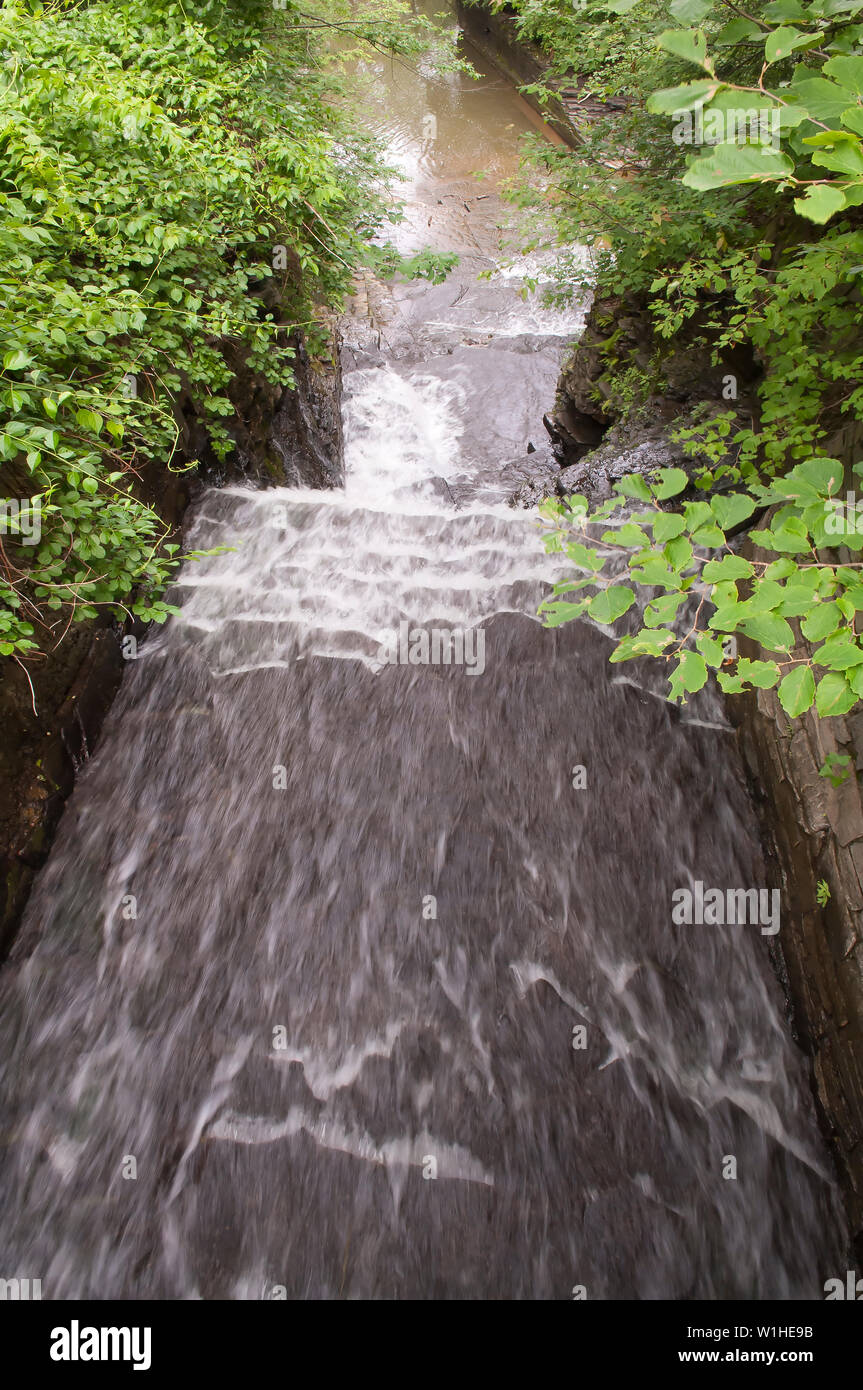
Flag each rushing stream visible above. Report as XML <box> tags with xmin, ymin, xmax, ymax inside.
<box><xmin>0</xmin><ymin>12</ymin><xmax>850</xmax><ymax>1298</ymax></box>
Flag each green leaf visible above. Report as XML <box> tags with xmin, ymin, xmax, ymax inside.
<box><xmin>800</xmin><ymin>601</ymin><xmax>843</xmax><ymax>641</ymax></box>
<box><xmin>588</xmin><ymin>586</ymin><xmax>637</xmax><ymax>624</ymax></box>
<box><xmin>702</xmin><ymin>554</ymin><xmax>754</xmax><ymax>581</ymax></box>
<box><xmin>668</xmin><ymin>650</ymin><xmax>709</xmax><ymax>702</ymax></box>
<box><xmin>614</xmin><ymin>474</ymin><xmax>652</xmax><ymax>501</ymax></box>
<box><xmin>778</xmin><ymin>664</ymin><xmax>816</xmax><ymax>715</ymax></box>
<box><xmin>717</xmin><ymin>670</ymin><xmax>746</xmax><ymax>693</ymax></box>
<box><xmin>760</xmin><ymin>517</ymin><xmax>811</xmax><ymax>552</ymax></box>
<box><xmin>669</xmin><ymin>0</ymin><xmax>713</xmax><ymax>22</ymax></box>
<box><xmin>695</xmin><ymin>631</ymin><xmax>727</xmax><ymax>666</ymax></box>
<box><xmin>645</xmin><ymin>592</ymin><xmax>687</xmax><ymax>624</ymax></box>
<box><xmin>657</xmin><ymin>28</ymin><xmax>711</xmax><ymax>71</ymax></box>
<box><xmin>737</xmin><ymin>657</ymin><xmax>781</xmax><ymax>688</ymax></box>
<box><xmin>630</xmin><ymin>555</ymin><xmax>685</xmax><ymax>589</ymax></box>
<box><xmin>841</xmin><ymin>105</ymin><xmax>863</xmax><ymax>137</ymax></box>
<box><xmin>805</xmin><ymin>133</ymin><xmax>863</xmax><ymax>177</ymax></box>
<box><xmin>566</xmin><ymin>542</ymin><xmax>606</xmax><ymax>572</ymax></box>
<box><xmin>601</xmin><ymin>522</ymin><xmax>650</xmax><ymax>548</ymax></box>
<box><xmin>682</xmin><ymin>143</ymin><xmax>794</xmax><ymax>191</ymax></box>
<box><xmin>749</xmin><ymin>580</ymin><xmax>786</xmax><ymax>613</ymax></box>
<box><xmin>764</xmin><ymin>558</ymin><xmax>798</xmax><ymax>580</ymax></box>
<box><xmin>823</xmin><ymin>55</ymin><xmax>863</xmax><ymax>95</ymax></box>
<box><xmin>684</xmin><ymin>500</ymin><xmax>713</xmax><ymax>530</ymax></box>
<box><xmin>3</xmin><ymin>350</ymin><xmax>32</xmax><ymax>371</ymax></box>
<box><xmin>816</xmin><ymin>670</ymin><xmax>859</xmax><ymax>715</ymax></box>
<box><xmin>791</xmin><ymin>76</ymin><xmax>858</xmax><ymax>123</ymax></box>
<box><xmin>610</xmin><ymin>629</ymin><xmax>675</xmax><ymax>660</ymax></box>
<box><xmin>839</xmin><ymin>583</ymin><xmax>863</xmax><ymax>611</ymax></box>
<box><xmin>665</xmin><ymin>535</ymin><xmax>694</xmax><ymax>569</ymax></box>
<box><xmin>690</xmin><ymin>523</ymin><xmax>726</xmax><ymax>547</ymax></box>
<box><xmin>652</xmin><ymin>512</ymin><xmax>687</xmax><ymax>541</ymax></box>
<box><xmin>564</xmin><ymin>495</ymin><xmax>589</xmax><ymax>521</ymax></box>
<box><xmin>780</xmin><ymin>583</ymin><xmax>823</xmax><ymax>617</ymax></box>
<box><xmin>650</xmin><ymin>466</ymin><xmax>688</xmax><ymax>499</ymax></box>
<box><xmin>818</xmin><ymin>751</ymin><xmax>854</xmax><ymax>785</ymax></box>
<box><xmin>647</xmin><ymin>80</ymin><xmax>722</xmax><ymax>114</ymax></box>
<box><xmin>710</xmin><ymin>492</ymin><xmax>756</xmax><ymax>531</ymax></box>
<box><xmin>541</xmin><ymin>600</ymin><xmax>589</xmax><ymax>626</ymax></box>
<box><xmin>765</xmin><ymin>26</ymin><xmax>819</xmax><ymax>64</ymax></box>
<box><xmin>75</xmin><ymin>409</ymin><xmax>104</xmax><ymax>435</ymax></box>
<box><xmin>764</xmin><ymin>0</ymin><xmax>808</xmax><ymax>18</ymax></box>
<box><xmin>813</xmin><ymin>632</ymin><xmax>863</xmax><ymax>668</ymax></box>
<box><xmin>716</xmin><ymin>17</ymin><xmax>763</xmax><ymax>44</ymax></box>
<box><xmin>786</xmin><ymin>457</ymin><xmax>843</xmax><ymax>498</ymax></box>
<box><xmin>552</xmin><ymin>578</ymin><xmax>595</xmax><ymax>596</ymax></box>
<box><xmin>739</xmin><ymin>612</ymin><xmax>796</xmax><ymax>652</ymax></box>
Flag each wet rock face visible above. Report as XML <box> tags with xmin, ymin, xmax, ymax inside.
<box><xmin>269</xmin><ymin>341</ymin><xmax>344</xmax><ymax>490</ymax></box>
<box><xmin>193</xmin><ymin>331</ymin><xmax>344</xmax><ymax>491</ymax></box>
<box><xmin>0</xmin><ymin>625</ymin><xmax>125</xmax><ymax>959</ymax></box>
<box><xmin>540</xmin><ymin>290</ymin><xmax>760</xmax><ymax>472</ymax></box>
<box><xmin>493</xmin><ymin>441</ymin><xmax>562</xmax><ymax>509</ymax></box>
<box><xmin>505</xmin><ymin>289</ymin><xmax>762</xmax><ymax>509</ymax></box>
<box><xmin>732</xmin><ymin>681</ymin><xmax>863</xmax><ymax>1257</ymax></box>
<box><xmin>0</xmin><ymin>326</ymin><xmax>344</xmax><ymax>959</ymax></box>
<box><xmin>508</xmin><ymin>427</ymin><xmax>692</xmax><ymax>510</ymax></box>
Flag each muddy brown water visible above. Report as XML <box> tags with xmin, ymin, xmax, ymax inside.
<box><xmin>0</xmin><ymin>9</ymin><xmax>849</xmax><ymax>1298</ymax></box>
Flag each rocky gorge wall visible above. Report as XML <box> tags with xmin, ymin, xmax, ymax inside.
<box><xmin>456</xmin><ymin>1</ymin><xmax>627</xmax><ymax>142</ymax></box>
<box><xmin>731</xmin><ymin>433</ymin><xmax>863</xmax><ymax>1256</ymax></box>
<box><xmin>0</xmin><ymin>326</ymin><xmax>343</xmax><ymax>959</ymax></box>
<box><xmin>456</xmin><ymin>1</ymin><xmax>576</xmax><ymax>143</ymax></box>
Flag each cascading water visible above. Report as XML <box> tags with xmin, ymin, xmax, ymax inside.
<box><xmin>0</xmin><ymin>14</ymin><xmax>849</xmax><ymax>1298</ymax></box>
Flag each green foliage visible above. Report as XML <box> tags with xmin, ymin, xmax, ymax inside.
<box><xmin>0</xmin><ymin>0</ymin><xmax>441</xmax><ymax>657</ymax></box>
<box><xmin>819</xmin><ymin>749</ymin><xmax>855</xmax><ymax>783</ymax></box>
<box><xmin>540</xmin><ymin>456</ymin><xmax>863</xmax><ymax>709</ymax></box>
<box><xmin>368</xmin><ymin>245</ymin><xmax>461</xmax><ymax>284</ymax></box>
<box><xmin>650</xmin><ymin>13</ymin><xmax>863</xmax><ymax>221</ymax></box>
<box><xmin>492</xmin><ymin>0</ymin><xmax>863</xmax><ymax>715</ymax></box>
